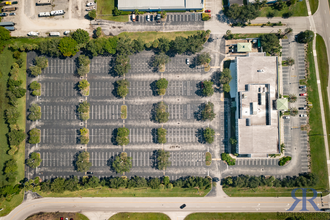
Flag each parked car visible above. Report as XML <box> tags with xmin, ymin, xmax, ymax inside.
<box><xmin>299</xmin><ymin>114</ymin><xmax>307</xmax><ymax>117</ymax></box>
<box><xmin>136</xmin><ymin>15</ymin><xmax>139</xmax><ymax>21</ymax></box>
<box><xmin>0</xmin><ymin>13</ymin><xmax>7</xmax><ymax>17</ymax></box>
<box><xmin>299</xmin><ymin>93</ymin><xmax>307</xmax><ymax>96</ymax></box>
<box><xmin>64</xmin><ymin>30</ymin><xmax>70</xmax><ymax>35</ymax></box>
<box><xmin>146</xmin><ymin>14</ymin><xmax>150</xmax><ymax>21</ymax></box>
<box><xmin>60</xmin><ymin>218</ymin><xmax>63</xmax><ymax>220</ymax></box>
<box><xmin>299</xmin><ymin>106</ymin><xmax>307</xmax><ymax>110</ymax></box>
<box><xmin>86</xmin><ymin>2</ymin><xmax>95</xmax><ymax>6</ymax></box>
<box><xmin>9</xmin><ymin>12</ymin><xmax>15</xmax><ymax>16</ymax></box>
<box><xmin>299</xmin><ymin>85</ymin><xmax>306</xmax><ymax>89</ymax></box>
<box><xmin>27</xmin><ymin>31</ymin><xmax>39</xmax><ymax>36</ymax></box>
<box><xmin>150</xmin><ymin>15</ymin><xmax>153</xmax><ymax>21</ymax></box>
<box><xmin>87</xmin><ymin>171</ymin><xmax>93</xmax><ymax>174</ymax></box>
<box><xmin>205</xmin><ymin>9</ymin><xmax>211</xmax><ymax>13</ymax></box>
<box><xmin>156</xmin><ymin>14</ymin><xmax>161</xmax><ymax>23</ymax></box>
<box><xmin>186</xmin><ymin>58</ymin><xmax>189</xmax><ymax>65</ymax></box>
<box><xmin>200</xmin><ymin>81</ymin><xmax>204</xmax><ymax>88</ymax></box>
<box><xmin>180</xmin><ymin>204</ymin><xmax>186</xmax><ymax>209</ymax></box>
<box><xmin>212</xmin><ymin>177</ymin><xmax>219</xmax><ymax>182</ymax></box>
<box><xmin>283</xmin><ymin>116</ymin><xmax>290</xmax><ymax>119</ymax></box>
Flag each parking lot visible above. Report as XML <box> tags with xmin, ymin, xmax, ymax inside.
<box><xmin>26</xmin><ymin>50</ymin><xmax>224</xmax><ymax>181</ymax></box>
<box><xmin>131</xmin><ymin>13</ymin><xmax>203</xmax><ymax>26</ymax></box>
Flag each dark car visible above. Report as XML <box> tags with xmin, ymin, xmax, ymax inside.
<box><xmin>201</xmin><ymin>82</ymin><xmax>204</xmax><ymax>88</ymax></box>
<box><xmin>299</xmin><ymin>85</ymin><xmax>306</xmax><ymax>89</ymax></box>
<box><xmin>136</xmin><ymin>15</ymin><xmax>139</xmax><ymax>21</ymax></box>
<box><xmin>212</xmin><ymin>177</ymin><xmax>220</xmax><ymax>182</ymax></box>
<box><xmin>150</xmin><ymin>15</ymin><xmax>153</xmax><ymax>21</ymax></box>
<box><xmin>208</xmin><ymin>38</ymin><xmax>214</xmax><ymax>42</ymax></box>
<box><xmin>299</xmin><ymin>106</ymin><xmax>307</xmax><ymax>110</ymax></box>
<box><xmin>0</xmin><ymin>13</ymin><xmax>7</xmax><ymax>17</ymax></box>
<box><xmin>180</xmin><ymin>204</ymin><xmax>186</xmax><ymax>209</ymax></box>
<box><xmin>87</xmin><ymin>171</ymin><xmax>93</xmax><ymax>174</ymax></box>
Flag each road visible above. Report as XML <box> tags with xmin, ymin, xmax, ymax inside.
<box><xmin>1</xmin><ymin>195</ymin><xmax>327</xmax><ymax>220</ymax></box>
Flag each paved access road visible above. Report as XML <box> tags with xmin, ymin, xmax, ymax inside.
<box><xmin>1</xmin><ymin>196</ymin><xmax>327</xmax><ymax>220</ymax></box>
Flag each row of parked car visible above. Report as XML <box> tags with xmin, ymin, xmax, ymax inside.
<box><xmin>38</xmin><ymin>10</ymin><xmax>65</xmax><ymax>17</ymax></box>
<box><xmin>27</xmin><ymin>30</ymin><xmax>70</xmax><ymax>36</ymax></box>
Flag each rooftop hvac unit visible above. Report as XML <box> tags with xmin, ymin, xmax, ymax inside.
<box><xmin>246</xmin><ymin>118</ymin><xmax>250</xmax><ymax>126</ymax></box>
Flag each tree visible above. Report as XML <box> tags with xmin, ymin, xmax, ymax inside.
<box><xmin>152</xmin><ymin>39</ymin><xmax>159</xmax><ymax>49</ymax></box>
<box><xmin>202</xmin><ymin>80</ymin><xmax>214</xmax><ymax>97</ymax></box>
<box><xmin>16</xmin><ymin>58</ymin><xmax>24</xmax><ymax>68</ymax></box>
<box><xmin>202</xmin><ymin>13</ymin><xmax>211</xmax><ymax>21</ymax></box>
<box><xmin>77</xmin><ymin>55</ymin><xmax>90</xmax><ymax>76</ymax></box>
<box><xmin>155</xmin><ymin>101</ymin><xmax>169</xmax><ymax>123</ymax></box>
<box><xmin>157</xmin><ymin>37</ymin><xmax>171</xmax><ymax>52</ymax></box>
<box><xmin>113</xmin><ymin>7</ymin><xmax>121</xmax><ymax>16</ymax></box>
<box><xmin>275</xmin><ymin>0</ymin><xmax>286</xmax><ymax>10</ymax></box>
<box><xmin>116</xmin><ymin>79</ymin><xmax>129</xmax><ymax>98</ymax></box>
<box><xmin>201</xmin><ymin>102</ymin><xmax>216</xmax><ymax>121</ymax></box>
<box><xmin>26</xmin><ymin>152</ymin><xmax>42</xmax><ymax>168</ymax></box>
<box><xmin>39</xmin><ymin>38</ymin><xmax>61</xmax><ymax>57</ymax></box>
<box><xmin>148</xmin><ymin>178</ymin><xmax>160</xmax><ymax>189</ymax></box>
<box><xmin>7</xmin><ymin>129</ymin><xmax>25</xmax><ymax>146</ymax></box>
<box><xmin>156</xmin><ymin>78</ymin><xmax>168</xmax><ymax>95</ymax></box>
<box><xmin>28</xmin><ymin>103</ymin><xmax>42</xmax><ymax>121</ymax></box>
<box><xmin>80</xmin><ymin>128</ymin><xmax>89</xmax><ymax>144</ymax></box>
<box><xmin>204</xmin><ymin>128</ymin><xmax>215</xmax><ymax>144</ymax></box>
<box><xmin>34</xmin><ymin>56</ymin><xmax>48</xmax><ymax>69</ymax></box>
<box><xmin>72</xmin><ymin>28</ymin><xmax>90</xmax><ymax>45</ymax></box>
<box><xmin>223</xmin><ymin>83</ymin><xmax>231</xmax><ymax>93</ymax></box>
<box><xmin>29</xmin><ymin>66</ymin><xmax>42</xmax><ymax>77</ymax></box>
<box><xmin>172</xmin><ymin>36</ymin><xmax>187</xmax><ymax>54</ymax></box>
<box><xmin>86</xmin><ymin>38</ymin><xmax>104</xmax><ymax>56</ymax></box>
<box><xmin>157</xmin><ymin>128</ymin><xmax>167</xmax><ymax>144</ymax></box>
<box><xmin>290</xmin><ymin>107</ymin><xmax>298</xmax><ymax>116</ymax></box>
<box><xmin>51</xmin><ymin>177</ymin><xmax>66</xmax><ymax>193</ymax></box>
<box><xmin>95</xmin><ymin>27</ymin><xmax>102</xmax><ymax>38</ymax></box>
<box><xmin>28</xmin><ymin>128</ymin><xmax>40</xmax><ymax>144</ymax></box>
<box><xmin>131</xmin><ymin>37</ymin><xmax>145</xmax><ymax>53</ymax></box>
<box><xmin>197</xmin><ymin>52</ymin><xmax>211</xmax><ymax>66</ymax></box>
<box><xmin>297</xmin><ymin>30</ymin><xmax>314</xmax><ymax>43</ymax></box>
<box><xmin>116</xmin><ymin>127</ymin><xmax>130</xmax><ymax>146</ymax></box>
<box><xmin>88</xmin><ymin>10</ymin><xmax>97</xmax><ymax>20</ymax></box>
<box><xmin>116</xmin><ymin>35</ymin><xmax>133</xmax><ymax>55</ymax></box>
<box><xmin>285</xmin><ymin>28</ymin><xmax>293</xmax><ymax>35</ymax></box>
<box><xmin>288</xmin><ymin>94</ymin><xmax>297</xmax><ymax>103</ymax></box>
<box><xmin>220</xmin><ymin>68</ymin><xmax>232</xmax><ymax>85</ymax></box>
<box><xmin>157</xmin><ymin>150</ymin><xmax>170</xmax><ymax>170</ymax></box>
<box><xmin>5</xmin><ymin>107</ymin><xmax>20</xmax><ymax>125</ymax></box>
<box><xmin>260</xmin><ymin>34</ymin><xmax>281</xmax><ymax>55</ymax></box>
<box><xmin>153</xmin><ymin>53</ymin><xmax>170</xmax><ymax>71</ymax></box>
<box><xmin>112</xmin><ymin>152</ymin><xmax>132</xmax><ymax>174</ymax></box>
<box><xmin>58</xmin><ymin>37</ymin><xmax>79</xmax><ymax>57</ymax></box>
<box><xmin>134</xmin><ymin>9</ymin><xmax>139</xmax><ymax>15</ymax></box>
<box><xmin>4</xmin><ymin>159</ymin><xmax>18</xmax><ymax>175</ymax></box>
<box><xmin>76</xmin><ymin>151</ymin><xmax>92</xmax><ymax>172</ymax></box>
<box><xmin>114</xmin><ymin>54</ymin><xmax>130</xmax><ymax>76</ymax></box>
<box><xmin>225</xmin><ymin>4</ymin><xmax>242</xmax><ymax>20</ymax></box>
<box><xmin>78</xmin><ymin>101</ymin><xmax>90</xmax><ymax>113</ymax></box>
<box><xmin>0</xmin><ymin>26</ymin><xmax>11</xmax><ymax>41</ymax></box>
<box><xmin>230</xmin><ymin>137</ymin><xmax>237</xmax><ymax>146</ymax></box>
<box><xmin>104</xmin><ymin>37</ymin><xmax>118</xmax><ymax>54</ymax></box>
<box><xmin>78</xmin><ymin>79</ymin><xmax>90</xmax><ymax>90</ymax></box>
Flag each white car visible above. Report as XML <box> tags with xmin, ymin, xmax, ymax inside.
<box><xmin>27</xmin><ymin>31</ymin><xmax>39</xmax><ymax>36</ymax></box>
<box><xmin>64</xmin><ymin>30</ymin><xmax>70</xmax><ymax>35</ymax></box>
<box><xmin>299</xmin><ymin>114</ymin><xmax>307</xmax><ymax>117</ymax></box>
<box><xmin>86</xmin><ymin>2</ymin><xmax>95</xmax><ymax>6</ymax></box>
<box><xmin>283</xmin><ymin>116</ymin><xmax>290</xmax><ymax>119</ymax></box>
<box><xmin>186</xmin><ymin>58</ymin><xmax>189</xmax><ymax>65</ymax></box>
<box><xmin>146</xmin><ymin>14</ymin><xmax>150</xmax><ymax>21</ymax></box>
<box><xmin>50</xmin><ymin>10</ymin><xmax>65</xmax><ymax>16</ymax></box>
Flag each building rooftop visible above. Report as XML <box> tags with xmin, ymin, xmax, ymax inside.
<box><xmin>277</xmin><ymin>98</ymin><xmax>288</xmax><ymax>111</ymax></box>
<box><xmin>118</xmin><ymin>0</ymin><xmax>204</xmax><ymax>10</ymax></box>
<box><xmin>237</xmin><ymin>42</ymin><xmax>252</xmax><ymax>52</ymax></box>
<box><xmin>236</xmin><ymin>53</ymin><xmax>278</xmax><ymax>156</ymax></box>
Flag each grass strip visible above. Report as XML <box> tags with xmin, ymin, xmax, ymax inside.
<box><xmin>185</xmin><ymin>212</ymin><xmax>330</xmax><ymax>220</ymax></box>
<box><xmin>118</xmin><ymin>31</ymin><xmax>200</xmax><ymax>43</ymax></box>
<box><xmin>205</xmin><ymin>152</ymin><xmax>212</xmax><ymax>166</ymax></box>
<box><xmin>26</xmin><ymin>212</ymin><xmax>89</xmax><ymax>220</ymax></box>
<box><xmin>36</xmin><ymin>186</ymin><xmax>210</xmax><ymax>197</ymax></box>
<box><xmin>258</xmin><ymin>0</ymin><xmax>308</xmax><ymax>17</ymax></box>
<box><xmin>109</xmin><ymin>213</ymin><xmax>170</xmax><ymax>220</ymax></box>
<box><xmin>309</xmin><ymin>0</ymin><xmax>319</xmax><ymax>14</ymax></box>
<box><xmin>121</xmin><ymin>105</ymin><xmax>127</xmax><ymax>119</ymax></box>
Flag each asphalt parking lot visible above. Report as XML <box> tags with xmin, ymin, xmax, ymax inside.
<box><xmin>131</xmin><ymin>13</ymin><xmax>203</xmax><ymax>26</ymax></box>
<box><xmin>26</xmin><ymin>50</ymin><xmax>224</xmax><ymax>181</ymax></box>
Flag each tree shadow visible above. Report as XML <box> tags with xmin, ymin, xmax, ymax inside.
<box><xmin>107</xmin><ymin>152</ymin><xmax>119</xmax><ymax>172</ymax></box>
<box><xmin>151</xmin><ymin>128</ymin><xmax>158</xmax><ymax>144</ymax></box>
<box><xmin>76</xmin><ymin>129</ymin><xmax>80</xmax><ymax>144</ymax></box>
<box><xmin>111</xmin><ymin>81</ymin><xmax>121</xmax><ymax>99</ymax></box>
<box><xmin>148</xmin><ymin>55</ymin><xmax>158</xmax><ymax>72</ymax></box>
<box><xmin>150</xmin><ymin>80</ymin><xmax>158</xmax><ymax>96</ymax></box>
<box><xmin>111</xmin><ymin>128</ymin><xmax>118</xmax><ymax>145</ymax></box>
<box><xmin>194</xmin><ymin>103</ymin><xmax>205</xmax><ymax>121</ymax></box>
<box><xmin>150</xmin><ymin>103</ymin><xmax>158</xmax><ymax>122</ymax></box>
<box><xmin>74</xmin><ymin>82</ymin><xmax>81</xmax><ymax>96</ymax></box>
<box><xmin>195</xmin><ymin>81</ymin><xmax>203</xmax><ymax>97</ymax></box>
<box><xmin>196</xmin><ymin>128</ymin><xmax>205</xmax><ymax>144</ymax></box>
<box><xmin>108</xmin><ymin>58</ymin><xmax>117</xmax><ymax>77</ymax></box>
<box><xmin>151</xmin><ymin>150</ymin><xmax>158</xmax><ymax>169</ymax></box>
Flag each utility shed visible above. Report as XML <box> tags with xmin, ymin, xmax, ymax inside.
<box><xmin>237</xmin><ymin>42</ymin><xmax>252</xmax><ymax>52</ymax></box>
<box><xmin>118</xmin><ymin>0</ymin><xmax>204</xmax><ymax>11</ymax></box>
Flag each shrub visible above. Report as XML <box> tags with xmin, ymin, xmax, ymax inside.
<box><xmin>7</xmin><ymin>129</ymin><xmax>26</xmax><ymax>146</ymax></box>
<box><xmin>76</xmin><ymin>151</ymin><xmax>92</xmax><ymax>172</ymax></box>
<box><xmin>58</xmin><ymin>37</ymin><xmax>79</xmax><ymax>57</ymax></box>
<box><xmin>221</xmin><ymin>153</ymin><xmax>236</xmax><ymax>165</ymax></box>
<box><xmin>203</xmin><ymin>127</ymin><xmax>215</xmax><ymax>144</ymax></box>
<box><xmin>112</xmin><ymin>152</ymin><xmax>132</xmax><ymax>174</ymax></box>
<box><xmin>72</xmin><ymin>29</ymin><xmax>90</xmax><ymax>45</ymax></box>
<box><xmin>5</xmin><ymin>107</ymin><xmax>20</xmax><ymax>125</ymax></box>
<box><xmin>13</xmin><ymin>51</ymin><xmax>21</xmax><ymax>59</ymax></box>
<box><xmin>28</xmin><ymin>128</ymin><xmax>41</xmax><ymax>144</ymax></box>
<box><xmin>202</xmin><ymin>80</ymin><xmax>214</xmax><ymax>97</ymax></box>
<box><xmin>88</xmin><ymin>10</ymin><xmax>97</xmax><ymax>19</ymax></box>
<box><xmin>16</xmin><ymin>58</ymin><xmax>23</xmax><ymax>68</ymax></box>
<box><xmin>116</xmin><ymin>79</ymin><xmax>129</xmax><ymax>98</ymax></box>
<box><xmin>157</xmin><ymin>128</ymin><xmax>167</xmax><ymax>144</ymax></box>
<box><xmin>35</xmin><ymin>56</ymin><xmax>48</xmax><ymax>69</ymax></box>
<box><xmin>157</xmin><ymin>150</ymin><xmax>170</xmax><ymax>170</ymax></box>
<box><xmin>279</xmin><ymin>156</ymin><xmax>291</xmax><ymax>166</ymax></box>
<box><xmin>155</xmin><ymin>101</ymin><xmax>169</xmax><ymax>123</ymax></box>
<box><xmin>26</xmin><ymin>152</ymin><xmax>42</xmax><ymax>168</ymax></box>
<box><xmin>29</xmin><ymin>81</ymin><xmax>41</xmax><ymax>96</ymax></box>
<box><xmin>116</xmin><ymin>127</ymin><xmax>130</xmax><ymax>146</ymax></box>
<box><xmin>201</xmin><ymin>102</ymin><xmax>215</xmax><ymax>121</ymax></box>
<box><xmin>28</xmin><ymin>103</ymin><xmax>42</xmax><ymax>121</ymax></box>
<box><xmin>202</xmin><ymin>13</ymin><xmax>211</xmax><ymax>21</ymax></box>
<box><xmin>78</xmin><ymin>80</ymin><xmax>90</xmax><ymax>96</ymax></box>
<box><xmin>80</xmin><ymin>128</ymin><xmax>89</xmax><ymax>144</ymax></box>
<box><xmin>156</xmin><ymin>78</ymin><xmax>168</xmax><ymax>95</ymax></box>
<box><xmin>205</xmin><ymin>152</ymin><xmax>212</xmax><ymax>166</ymax></box>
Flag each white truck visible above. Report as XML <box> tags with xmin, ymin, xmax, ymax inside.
<box><xmin>49</xmin><ymin>32</ymin><xmax>60</xmax><ymax>36</ymax></box>
<box><xmin>39</xmin><ymin>12</ymin><xmax>50</xmax><ymax>17</ymax></box>
<box><xmin>50</xmin><ymin>10</ymin><xmax>65</xmax><ymax>16</ymax></box>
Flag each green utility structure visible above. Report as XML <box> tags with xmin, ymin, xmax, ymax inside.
<box><xmin>237</xmin><ymin>43</ymin><xmax>252</xmax><ymax>52</ymax></box>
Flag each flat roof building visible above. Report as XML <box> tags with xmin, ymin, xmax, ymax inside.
<box><xmin>231</xmin><ymin>52</ymin><xmax>279</xmax><ymax>157</ymax></box>
<box><xmin>118</xmin><ymin>0</ymin><xmax>204</xmax><ymax>11</ymax></box>
<box><xmin>36</xmin><ymin>0</ymin><xmax>51</xmax><ymax>5</ymax></box>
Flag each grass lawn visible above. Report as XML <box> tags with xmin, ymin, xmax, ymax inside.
<box><xmin>230</xmin><ymin>107</ymin><xmax>236</xmax><ymax>153</ymax></box>
<box><xmin>185</xmin><ymin>212</ymin><xmax>330</xmax><ymax>220</ymax></box>
<box><xmin>109</xmin><ymin>213</ymin><xmax>170</xmax><ymax>220</ymax></box>
<box><xmin>96</xmin><ymin>0</ymin><xmax>129</xmax><ymax>22</ymax></box>
<box><xmin>118</xmin><ymin>31</ymin><xmax>201</xmax><ymax>43</ymax></box>
<box><xmin>121</xmin><ymin>105</ymin><xmax>127</xmax><ymax>119</ymax></box>
<box><xmin>0</xmin><ymin>191</ymin><xmax>24</xmax><ymax>217</ymax></box>
<box><xmin>205</xmin><ymin>152</ymin><xmax>212</xmax><ymax>166</ymax></box>
<box><xmin>259</xmin><ymin>0</ymin><xmax>308</xmax><ymax>17</ymax></box>
<box><xmin>26</xmin><ymin>212</ymin><xmax>89</xmax><ymax>220</ymax></box>
<box><xmin>36</xmin><ymin>186</ymin><xmax>210</xmax><ymax>197</ymax></box>
<box><xmin>307</xmin><ymin>37</ymin><xmax>329</xmax><ymax>191</ymax></box>
<box><xmin>232</xmin><ymin>33</ymin><xmax>264</xmax><ymax>39</ymax></box>
<box><xmin>309</xmin><ymin>0</ymin><xmax>319</xmax><ymax>14</ymax></box>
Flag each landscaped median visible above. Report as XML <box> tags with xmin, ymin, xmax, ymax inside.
<box><xmin>121</xmin><ymin>105</ymin><xmax>127</xmax><ymax>119</ymax></box>
<box><xmin>205</xmin><ymin>152</ymin><xmax>212</xmax><ymax>166</ymax></box>
<box><xmin>109</xmin><ymin>213</ymin><xmax>170</xmax><ymax>220</ymax></box>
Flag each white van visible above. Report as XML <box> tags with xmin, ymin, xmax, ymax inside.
<box><xmin>49</xmin><ymin>32</ymin><xmax>60</xmax><ymax>36</ymax></box>
<box><xmin>27</xmin><ymin>31</ymin><xmax>39</xmax><ymax>36</ymax></box>
<box><xmin>39</xmin><ymin>12</ymin><xmax>50</xmax><ymax>17</ymax></box>
<box><xmin>50</xmin><ymin>10</ymin><xmax>65</xmax><ymax>16</ymax></box>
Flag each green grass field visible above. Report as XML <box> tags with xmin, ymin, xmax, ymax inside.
<box><xmin>309</xmin><ymin>0</ymin><xmax>319</xmax><ymax>14</ymax></box>
<box><xmin>26</xmin><ymin>212</ymin><xmax>89</xmax><ymax>220</ymax></box>
<box><xmin>185</xmin><ymin>212</ymin><xmax>330</xmax><ymax>220</ymax></box>
<box><xmin>109</xmin><ymin>213</ymin><xmax>170</xmax><ymax>220</ymax></box>
<box><xmin>118</xmin><ymin>31</ymin><xmax>200</xmax><ymax>43</ymax></box>
<box><xmin>0</xmin><ymin>191</ymin><xmax>24</xmax><ymax>217</ymax></box>
<box><xmin>96</xmin><ymin>0</ymin><xmax>129</xmax><ymax>22</ymax></box>
<box><xmin>36</xmin><ymin>186</ymin><xmax>210</xmax><ymax>197</ymax></box>
<box><xmin>259</xmin><ymin>0</ymin><xmax>308</xmax><ymax>17</ymax></box>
